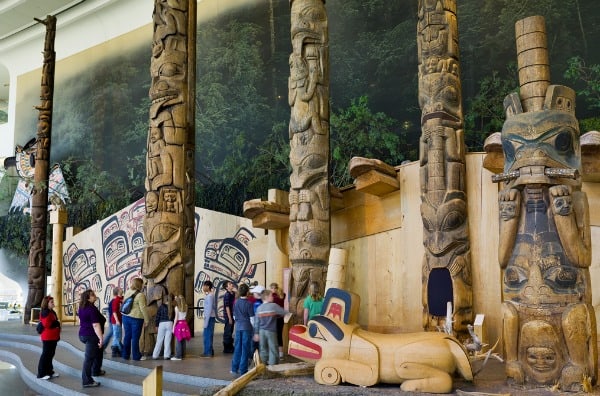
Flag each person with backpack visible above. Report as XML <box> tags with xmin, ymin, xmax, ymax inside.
<box><xmin>102</xmin><ymin>286</ymin><xmax>123</xmax><ymax>357</ymax></box>
<box><xmin>121</xmin><ymin>277</ymin><xmax>149</xmax><ymax>361</ymax></box>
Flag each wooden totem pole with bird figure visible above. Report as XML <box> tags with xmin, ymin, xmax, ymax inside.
<box><xmin>494</xmin><ymin>16</ymin><xmax>597</xmax><ymax>391</ymax></box>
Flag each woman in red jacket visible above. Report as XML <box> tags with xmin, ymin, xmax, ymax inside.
<box><xmin>37</xmin><ymin>295</ymin><xmax>61</xmax><ymax>380</ymax></box>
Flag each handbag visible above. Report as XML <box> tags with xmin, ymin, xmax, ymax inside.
<box><xmin>36</xmin><ymin>321</ymin><xmax>44</xmax><ymax>334</ymax></box>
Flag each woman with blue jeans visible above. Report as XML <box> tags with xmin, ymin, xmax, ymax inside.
<box><xmin>230</xmin><ymin>283</ymin><xmax>255</xmax><ymax>375</ymax></box>
<box><xmin>201</xmin><ymin>280</ymin><xmax>216</xmax><ymax>357</ymax></box>
<box><xmin>121</xmin><ymin>277</ymin><xmax>149</xmax><ymax>361</ymax></box>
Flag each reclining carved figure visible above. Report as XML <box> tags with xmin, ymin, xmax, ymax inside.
<box><xmin>288</xmin><ymin>288</ymin><xmax>473</xmax><ymax>393</ymax></box>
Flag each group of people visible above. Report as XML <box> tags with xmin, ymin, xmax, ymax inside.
<box><xmin>37</xmin><ymin>277</ymin><xmax>192</xmax><ymax>389</ymax></box>
<box><xmin>36</xmin><ymin>277</ymin><xmax>325</xmax><ymax>387</ymax></box>
<box><xmin>228</xmin><ymin>280</ymin><xmax>324</xmax><ymax>376</ymax></box>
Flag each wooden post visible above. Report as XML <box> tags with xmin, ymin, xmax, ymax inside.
<box><xmin>142</xmin><ymin>365</ymin><xmax>162</xmax><ymax>396</ymax></box>
<box><xmin>214</xmin><ymin>351</ymin><xmax>265</xmax><ymax>396</ymax></box>
<box><xmin>49</xmin><ymin>208</ymin><xmax>67</xmax><ymax>320</ymax></box>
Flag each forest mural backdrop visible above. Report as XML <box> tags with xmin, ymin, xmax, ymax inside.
<box><xmin>2</xmin><ymin>0</ymin><xmax>600</xmax><ymax>277</ymax></box>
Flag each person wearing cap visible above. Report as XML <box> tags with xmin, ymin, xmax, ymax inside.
<box><xmin>249</xmin><ymin>284</ymin><xmax>265</xmax><ymax>354</ymax></box>
<box><xmin>37</xmin><ymin>295</ymin><xmax>61</xmax><ymax>380</ymax></box>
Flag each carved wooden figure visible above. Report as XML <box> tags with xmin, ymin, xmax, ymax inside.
<box><xmin>288</xmin><ymin>0</ymin><xmax>330</xmax><ymax>321</ymax></box>
<box><xmin>25</xmin><ymin>16</ymin><xmax>57</xmax><ymax>324</ymax></box>
<box><xmin>288</xmin><ymin>288</ymin><xmax>473</xmax><ymax>393</ymax></box>
<box><xmin>494</xmin><ymin>16</ymin><xmax>597</xmax><ymax>391</ymax></box>
<box><xmin>417</xmin><ymin>0</ymin><xmax>472</xmax><ymax>334</ymax></box>
<box><xmin>143</xmin><ymin>0</ymin><xmax>196</xmax><ymax>323</ymax></box>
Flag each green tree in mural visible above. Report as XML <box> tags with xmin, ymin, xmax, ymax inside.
<box><xmin>565</xmin><ymin>56</ymin><xmax>600</xmax><ymax>131</ymax></box>
<box><xmin>331</xmin><ymin>96</ymin><xmax>405</xmax><ymax>187</ymax></box>
<box><xmin>464</xmin><ymin>68</ymin><xmax>518</xmax><ymax>151</ymax></box>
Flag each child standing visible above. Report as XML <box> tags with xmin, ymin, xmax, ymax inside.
<box><xmin>230</xmin><ymin>283</ymin><xmax>254</xmax><ymax>375</ymax></box>
<box><xmin>201</xmin><ymin>281</ymin><xmax>216</xmax><ymax>358</ymax></box>
<box><xmin>254</xmin><ymin>289</ymin><xmax>289</xmax><ymax>365</ymax></box>
<box><xmin>171</xmin><ymin>295</ymin><xmax>191</xmax><ymax>360</ymax></box>
<box><xmin>152</xmin><ymin>293</ymin><xmax>174</xmax><ymax>360</ymax></box>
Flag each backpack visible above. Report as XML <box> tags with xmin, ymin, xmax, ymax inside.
<box><xmin>120</xmin><ymin>291</ymin><xmax>139</xmax><ymax>315</ymax></box>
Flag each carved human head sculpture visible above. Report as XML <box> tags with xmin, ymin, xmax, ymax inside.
<box><xmin>520</xmin><ymin>320</ymin><xmax>562</xmax><ymax>383</ymax></box>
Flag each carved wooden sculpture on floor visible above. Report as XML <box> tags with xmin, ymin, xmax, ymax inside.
<box><xmin>417</xmin><ymin>0</ymin><xmax>472</xmax><ymax>334</ymax></box>
<box><xmin>25</xmin><ymin>16</ymin><xmax>57</xmax><ymax>324</ymax></box>
<box><xmin>143</xmin><ymin>0</ymin><xmax>196</xmax><ymax>320</ymax></box>
<box><xmin>288</xmin><ymin>288</ymin><xmax>473</xmax><ymax>393</ymax></box>
<box><xmin>288</xmin><ymin>0</ymin><xmax>330</xmax><ymax>321</ymax></box>
<box><xmin>494</xmin><ymin>16</ymin><xmax>597</xmax><ymax>391</ymax></box>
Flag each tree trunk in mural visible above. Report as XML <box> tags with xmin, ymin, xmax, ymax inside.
<box><xmin>494</xmin><ymin>16</ymin><xmax>597</xmax><ymax>391</ymax></box>
<box><xmin>417</xmin><ymin>0</ymin><xmax>472</xmax><ymax>335</ymax></box>
<box><xmin>143</xmin><ymin>0</ymin><xmax>196</xmax><ymax>326</ymax></box>
<box><xmin>25</xmin><ymin>16</ymin><xmax>57</xmax><ymax>324</ymax></box>
<box><xmin>288</xmin><ymin>0</ymin><xmax>330</xmax><ymax>320</ymax></box>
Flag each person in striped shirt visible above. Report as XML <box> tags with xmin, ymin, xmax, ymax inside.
<box><xmin>253</xmin><ymin>289</ymin><xmax>290</xmax><ymax>365</ymax></box>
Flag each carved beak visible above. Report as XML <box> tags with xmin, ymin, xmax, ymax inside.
<box><xmin>288</xmin><ymin>324</ymin><xmax>322</xmax><ymax>362</ymax></box>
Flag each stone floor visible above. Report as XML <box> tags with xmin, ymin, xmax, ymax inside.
<box><xmin>0</xmin><ymin>320</ymin><xmax>597</xmax><ymax>395</ymax></box>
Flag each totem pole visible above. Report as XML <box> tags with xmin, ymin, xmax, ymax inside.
<box><xmin>25</xmin><ymin>16</ymin><xmax>57</xmax><ymax>324</ymax></box>
<box><xmin>288</xmin><ymin>0</ymin><xmax>330</xmax><ymax>320</ymax></box>
<box><xmin>494</xmin><ymin>16</ymin><xmax>597</xmax><ymax>391</ymax></box>
<box><xmin>143</xmin><ymin>0</ymin><xmax>196</xmax><ymax>325</ymax></box>
<box><xmin>417</xmin><ymin>0</ymin><xmax>472</xmax><ymax>334</ymax></box>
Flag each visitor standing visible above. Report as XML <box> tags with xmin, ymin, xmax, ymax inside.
<box><xmin>230</xmin><ymin>283</ymin><xmax>254</xmax><ymax>375</ymax></box>
<box><xmin>270</xmin><ymin>282</ymin><xmax>286</xmax><ymax>358</ymax></box>
<box><xmin>303</xmin><ymin>281</ymin><xmax>324</xmax><ymax>325</ymax></box>
<box><xmin>171</xmin><ymin>295</ymin><xmax>191</xmax><ymax>360</ymax></box>
<box><xmin>249</xmin><ymin>284</ymin><xmax>264</xmax><ymax>354</ymax></box>
<box><xmin>121</xmin><ymin>277</ymin><xmax>149</xmax><ymax>361</ymax></box>
<box><xmin>222</xmin><ymin>281</ymin><xmax>236</xmax><ymax>353</ymax></box>
<box><xmin>152</xmin><ymin>293</ymin><xmax>174</xmax><ymax>360</ymax></box>
<box><xmin>37</xmin><ymin>295</ymin><xmax>60</xmax><ymax>380</ymax></box>
<box><xmin>103</xmin><ymin>286</ymin><xmax>123</xmax><ymax>357</ymax></box>
<box><xmin>78</xmin><ymin>289</ymin><xmax>105</xmax><ymax>388</ymax></box>
<box><xmin>254</xmin><ymin>289</ymin><xmax>290</xmax><ymax>365</ymax></box>
<box><xmin>201</xmin><ymin>280</ymin><xmax>216</xmax><ymax>357</ymax></box>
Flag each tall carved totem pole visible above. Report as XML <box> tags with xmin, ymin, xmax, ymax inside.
<box><xmin>288</xmin><ymin>0</ymin><xmax>330</xmax><ymax>318</ymax></box>
<box><xmin>25</xmin><ymin>16</ymin><xmax>57</xmax><ymax>324</ymax></box>
<box><xmin>495</xmin><ymin>16</ymin><xmax>597</xmax><ymax>390</ymax></box>
<box><xmin>417</xmin><ymin>0</ymin><xmax>472</xmax><ymax>334</ymax></box>
<box><xmin>143</xmin><ymin>0</ymin><xmax>196</xmax><ymax>312</ymax></box>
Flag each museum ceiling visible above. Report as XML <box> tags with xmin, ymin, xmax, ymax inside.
<box><xmin>0</xmin><ymin>0</ymin><xmax>84</xmax><ymax>41</ymax></box>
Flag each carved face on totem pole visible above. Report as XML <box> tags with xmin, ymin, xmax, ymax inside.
<box><xmin>497</xmin><ymin>17</ymin><xmax>596</xmax><ymax>390</ymax></box>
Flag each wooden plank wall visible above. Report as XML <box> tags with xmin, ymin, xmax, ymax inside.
<box><xmin>330</xmin><ymin>153</ymin><xmax>600</xmax><ymax>345</ymax></box>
